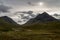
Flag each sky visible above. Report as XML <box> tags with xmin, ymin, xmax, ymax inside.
<box><xmin>0</xmin><ymin>0</ymin><xmax>60</xmax><ymax>24</ymax></box>
<box><xmin>0</xmin><ymin>0</ymin><xmax>60</xmax><ymax>13</ymax></box>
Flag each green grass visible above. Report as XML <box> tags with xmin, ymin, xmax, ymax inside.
<box><xmin>0</xmin><ymin>21</ymin><xmax>60</xmax><ymax>40</ymax></box>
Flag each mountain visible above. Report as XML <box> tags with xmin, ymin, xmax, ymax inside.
<box><xmin>0</xmin><ymin>16</ymin><xmax>19</xmax><ymax>31</ymax></box>
<box><xmin>0</xmin><ymin>16</ymin><xmax>17</xmax><ymax>25</ymax></box>
<box><xmin>25</xmin><ymin>12</ymin><xmax>58</xmax><ymax>24</ymax></box>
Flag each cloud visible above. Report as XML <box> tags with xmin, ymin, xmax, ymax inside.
<box><xmin>21</xmin><ymin>16</ymin><xmax>30</xmax><ymax>19</ymax></box>
<box><xmin>53</xmin><ymin>13</ymin><xmax>60</xmax><ymax>16</ymax></box>
<box><xmin>14</xmin><ymin>11</ymin><xmax>35</xmax><ymax>20</ymax></box>
<box><xmin>15</xmin><ymin>11</ymin><xmax>33</xmax><ymax>14</ymax></box>
<box><xmin>4</xmin><ymin>0</ymin><xmax>60</xmax><ymax>7</ymax></box>
<box><xmin>27</xmin><ymin>11</ymin><xmax>33</xmax><ymax>14</ymax></box>
<box><xmin>43</xmin><ymin>0</ymin><xmax>60</xmax><ymax>7</ymax></box>
<box><xmin>0</xmin><ymin>5</ymin><xmax>12</xmax><ymax>13</ymax></box>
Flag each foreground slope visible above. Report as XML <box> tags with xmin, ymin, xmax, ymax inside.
<box><xmin>0</xmin><ymin>21</ymin><xmax>60</xmax><ymax>40</ymax></box>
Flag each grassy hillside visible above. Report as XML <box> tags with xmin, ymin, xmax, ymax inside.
<box><xmin>0</xmin><ymin>20</ymin><xmax>60</xmax><ymax>40</ymax></box>
<box><xmin>23</xmin><ymin>21</ymin><xmax>60</xmax><ymax>30</ymax></box>
<box><xmin>0</xmin><ymin>17</ymin><xmax>20</xmax><ymax>32</ymax></box>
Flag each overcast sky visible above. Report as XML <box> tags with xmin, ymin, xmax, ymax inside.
<box><xmin>2</xmin><ymin>0</ymin><xmax>60</xmax><ymax>6</ymax></box>
<box><xmin>0</xmin><ymin>0</ymin><xmax>60</xmax><ymax>14</ymax></box>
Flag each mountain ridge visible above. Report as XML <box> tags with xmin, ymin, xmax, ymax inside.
<box><xmin>0</xmin><ymin>16</ymin><xmax>17</xmax><ymax>25</ymax></box>
<box><xmin>24</xmin><ymin>12</ymin><xmax>58</xmax><ymax>25</ymax></box>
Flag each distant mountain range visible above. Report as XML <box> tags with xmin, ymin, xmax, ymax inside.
<box><xmin>0</xmin><ymin>12</ymin><xmax>59</xmax><ymax>25</ymax></box>
<box><xmin>25</xmin><ymin>12</ymin><xmax>58</xmax><ymax>25</ymax></box>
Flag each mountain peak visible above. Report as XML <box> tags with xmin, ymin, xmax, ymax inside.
<box><xmin>42</xmin><ymin>12</ymin><xmax>49</xmax><ymax>15</ymax></box>
<box><xmin>25</xmin><ymin>12</ymin><xmax>58</xmax><ymax>24</ymax></box>
<box><xmin>0</xmin><ymin>16</ymin><xmax>17</xmax><ymax>25</ymax></box>
<box><xmin>2</xmin><ymin>16</ymin><xmax>9</xmax><ymax>18</ymax></box>
<box><xmin>36</xmin><ymin>12</ymin><xmax>49</xmax><ymax>17</ymax></box>
<box><xmin>35</xmin><ymin>12</ymin><xmax>50</xmax><ymax>20</ymax></box>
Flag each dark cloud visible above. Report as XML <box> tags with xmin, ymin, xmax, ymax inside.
<box><xmin>21</xmin><ymin>16</ymin><xmax>30</xmax><ymax>19</ymax></box>
<box><xmin>27</xmin><ymin>11</ymin><xmax>33</xmax><ymax>14</ymax></box>
<box><xmin>18</xmin><ymin>21</ymin><xmax>22</xmax><ymax>23</ymax></box>
<box><xmin>15</xmin><ymin>11</ymin><xmax>33</xmax><ymax>14</ymax></box>
<box><xmin>0</xmin><ymin>5</ymin><xmax>12</xmax><ymax>13</ymax></box>
<box><xmin>54</xmin><ymin>13</ymin><xmax>60</xmax><ymax>16</ymax></box>
<box><xmin>14</xmin><ymin>11</ymin><xmax>35</xmax><ymax>19</ymax></box>
<box><xmin>14</xmin><ymin>11</ymin><xmax>27</xmax><ymax>14</ymax></box>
